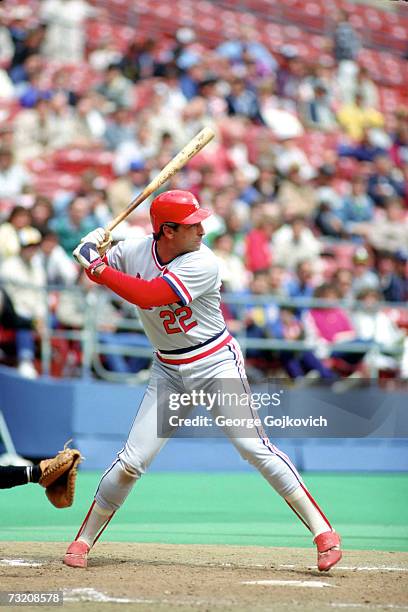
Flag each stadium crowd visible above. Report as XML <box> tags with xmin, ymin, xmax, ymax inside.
<box><xmin>0</xmin><ymin>0</ymin><xmax>407</xmax><ymax>382</ymax></box>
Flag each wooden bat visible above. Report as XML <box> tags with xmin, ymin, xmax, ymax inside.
<box><xmin>106</xmin><ymin>127</ymin><xmax>215</xmax><ymax>234</ymax></box>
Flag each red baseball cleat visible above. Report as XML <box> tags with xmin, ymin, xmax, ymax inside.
<box><xmin>63</xmin><ymin>540</ymin><xmax>90</xmax><ymax>568</ymax></box>
<box><xmin>314</xmin><ymin>531</ymin><xmax>342</xmax><ymax>571</ymax></box>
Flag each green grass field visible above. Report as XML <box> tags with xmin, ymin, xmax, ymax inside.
<box><xmin>1</xmin><ymin>472</ymin><xmax>407</xmax><ymax>551</ymax></box>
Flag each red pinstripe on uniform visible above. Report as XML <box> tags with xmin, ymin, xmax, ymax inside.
<box><xmin>163</xmin><ymin>270</ymin><xmax>192</xmax><ymax>303</ymax></box>
<box><xmin>74</xmin><ymin>500</ymin><xmax>115</xmax><ymax>547</ymax></box>
<box><xmin>226</xmin><ymin>337</ymin><xmax>331</xmax><ymax>531</ymax></box>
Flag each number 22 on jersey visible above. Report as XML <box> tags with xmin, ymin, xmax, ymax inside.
<box><xmin>160</xmin><ymin>306</ymin><xmax>198</xmax><ymax>334</ymax></box>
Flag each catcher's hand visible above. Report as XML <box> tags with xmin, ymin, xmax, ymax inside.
<box><xmin>39</xmin><ymin>442</ymin><xmax>83</xmax><ymax>509</ymax></box>
<box><xmin>81</xmin><ymin>227</ymin><xmax>112</xmax><ymax>256</ymax></box>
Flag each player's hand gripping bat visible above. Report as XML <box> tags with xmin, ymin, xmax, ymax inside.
<box><xmin>98</xmin><ymin>127</ymin><xmax>215</xmax><ymax>254</ymax></box>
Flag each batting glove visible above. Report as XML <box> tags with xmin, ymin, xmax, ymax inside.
<box><xmin>80</xmin><ymin>227</ymin><xmax>112</xmax><ymax>248</ymax></box>
<box><xmin>73</xmin><ymin>242</ymin><xmax>105</xmax><ymax>274</ymax></box>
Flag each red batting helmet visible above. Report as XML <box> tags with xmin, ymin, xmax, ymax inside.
<box><xmin>150</xmin><ymin>190</ymin><xmax>211</xmax><ymax>234</ymax></box>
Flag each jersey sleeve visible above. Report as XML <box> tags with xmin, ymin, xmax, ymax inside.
<box><xmin>162</xmin><ymin>250</ymin><xmax>220</xmax><ymax>305</ymax></box>
<box><xmin>106</xmin><ymin>241</ymin><xmax>126</xmax><ymax>272</ymax></box>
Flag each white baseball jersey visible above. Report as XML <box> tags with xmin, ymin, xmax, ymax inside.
<box><xmin>107</xmin><ymin>235</ymin><xmax>231</xmax><ymax>364</ymax></box>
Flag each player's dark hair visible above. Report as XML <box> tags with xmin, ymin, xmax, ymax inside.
<box><xmin>154</xmin><ymin>222</ymin><xmax>180</xmax><ymax>240</ymax></box>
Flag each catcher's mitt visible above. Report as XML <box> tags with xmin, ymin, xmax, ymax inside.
<box><xmin>39</xmin><ymin>442</ymin><xmax>83</xmax><ymax>509</ymax></box>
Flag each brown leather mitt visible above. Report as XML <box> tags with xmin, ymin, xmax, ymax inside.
<box><xmin>39</xmin><ymin>443</ymin><xmax>82</xmax><ymax>509</ymax></box>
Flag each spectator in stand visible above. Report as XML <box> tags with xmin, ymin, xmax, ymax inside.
<box><xmin>95</xmin><ymin>64</ymin><xmax>134</xmax><ymax>111</ymax></box>
<box><xmin>18</xmin><ymin>62</ymin><xmax>54</xmax><ymax>109</ymax></box>
<box><xmin>191</xmin><ymin>165</ymin><xmax>219</xmax><ymax>206</ymax></box>
<box><xmin>257</xmin><ymin>80</ymin><xmax>304</xmax><ymax>139</ymax></box>
<box><xmin>351</xmin><ymin>247</ymin><xmax>380</xmax><ymax>296</ymax></box>
<box><xmin>48</xmin><ymin>92</ymin><xmax>84</xmax><ymax>146</ymax></box>
<box><xmin>33</xmin><ymin>231</ymin><xmax>78</xmax><ymax>286</ymax></box>
<box><xmin>7</xmin><ymin>5</ymin><xmax>33</xmax><ymax>69</ymax></box>
<box><xmin>215</xmin><ymin>26</ymin><xmax>277</xmax><ymax>75</ymax></box>
<box><xmin>337</xmin><ymin>92</ymin><xmax>384</xmax><ymax>142</ymax></box>
<box><xmin>287</xmin><ymin>259</ymin><xmax>316</xmax><ymax>303</ymax></box>
<box><xmin>275</xmin><ymin>47</ymin><xmax>305</xmax><ymax>102</ymax></box>
<box><xmin>52</xmin><ymin>68</ymin><xmax>78</xmax><ymax>107</ymax></box>
<box><xmin>198</xmin><ymin>74</ymin><xmax>228</xmax><ymax>119</ymax></box>
<box><xmin>0</xmin><ymin>68</ymin><xmax>14</xmax><ymax>101</ymax></box>
<box><xmin>0</xmin><ymin>227</ymin><xmax>46</xmax><ymax>378</ymax></box>
<box><xmin>352</xmin><ymin>288</ymin><xmax>408</xmax><ymax>379</ymax></box>
<box><xmin>0</xmin><ymin>287</ymin><xmax>39</xmax><ymax>379</ymax></box>
<box><xmin>71</xmin><ymin>93</ymin><xmax>107</xmax><ymax>146</ymax></box>
<box><xmin>212</xmin><ymin>233</ymin><xmax>249</xmax><ymax>293</ymax></box>
<box><xmin>244</xmin><ymin>205</ymin><xmax>278</xmax><ymax>272</ymax></box>
<box><xmin>332</xmin><ymin>10</ymin><xmax>360</xmax><ymax>64</ymax></box>
<box><xmin>241</xmin><ymin>270</ymin><xmax>280</xmax><ymax>370</ymax></box>
<box><xmin>268</xmin><ymin>265</ymin><xmax>289</xmax><ymax>297</ymax></box>
<box><xmin>233</xmin><ymin>169</ymin><xmax>260</xmax><ymax>207</ymax></box>
<box><xmin>30</xmin><ymin>196</ymin><xmax>54</xmax><ymax>234</ymax></box>
<box><xmin>89</xmin><ymin>37</ymin><xmax>122</xmax><ymax>74</ymax></box>
<box><xmin>178</xmin><ymin>61</ymin><xmax>205</xmax><ymax>101</ymax></box>
<box><xmin>303</xmin><ymin>283</ymin><xmax>366</xmax><ymax>368</ymax></box>
<box><xmin>377</xmin><ymin>251</ymin><xmax>406</xmax><ymax>303</ymax></box>
<box><xmin>340</xmin><ymin>175</ymin><xmax>374</xmax><ymax>233</ymax></box>
<box><xmin>367</xmin><ymin>154</ymin><xmax>405</xmax><ymax>208</ymax></box>
<box><xmin>9</xmin><ymin>24</ymin><xmax>46</xmax><ymax>84</ymax></box>
<box><xmin>203</xmin><ymin>188</ymin><xmax>245</xmax><ymax>245</ymax></box>
<box><xmin>302</xmin><ymin>81</ymin><xmax>337</xmax><ymax>132</ymax></box>
<box><xmin>314</xmin><ymin>164</ymin><xmax>345</xmax><ymax>237</ymax></box>
<box><xmin>223</xmin><ymin>210</ymin><xmax>247</xmax><ymax>259</ymax></box>
<box><xmin>276</xmin><ymin>164</ymin><xmax>317</xmax><ymax>218</ymax></box>
<box><xmin>354</xmin><ymin>67</ymin><xmax>379</xmax><ymax>109</ymax></box>
<box><xmin>315</xmin><ymin>199</ymin><xmax>346</xmax><ymax>239</ymax></box>
<box><xmin>0</xmin><ymin>146</ymin><xmax>31</xmax><ymax>198</ymax></box>
<box><xmin>314</xmin><ymin>164</ymin><xmax>342</xmax><ymax>209</ymax></box>
<box><xmin>56</xmin><ymin>271</ymin><xmax>151</xmax><ymax>376</ymax></box>
<box><xmin>0</xmin><ymin>124</ymin><xmax>16</xmax><ymax>149</ymax></box>
<box><xmin>273</xmin><ymin>136</ymin><xmax>315</xmax><ymax>181</ymax></box>
<box><xmin>0</xmin><ymin>7</ymin><xmax>14</xmax><ymax>65</ymax></box>
<box><xmin>108</xmin><ymin>160</ymin><xmax>150</xmax><ymax>219</ymax></box>
<box><xmin>253</xmin><ymin>167</ymin><xmax>279</xmax><ymax>202</ymax></box>
<box><xmin>104</xmin><ymin>106</ymin><xmax>136</xmax><ymax>151</ymax></box>
<box><xmin>338</xmin><ymin>127</ymin><xmax>387</xmax><ymax>162</ymax></box>
<box><xmin>50</xmin><ymin>196</ymin><xmax>95</xmax><ymax>255</ymax></box>
<box><xmin>364</xmin><ymin>198</ymin><xmax>408</xmax><ymax>254</ymax></box>
<box><xmin>40</xmin><ymin>0</ymin><xmax>96</xmax><ymax>62</ymax></box>
<box><xmin>268</xmin><ymin>307</ymin><xmax>336</xmax><ymax>382</ymax></box>
<box><xmin>389</xmin><ymin>121</ymin><xmax>408</xmax><ymax>169</ymax></box>
<box><xmin>225</xmin><ymin>77</ymin><xmax>264</xmax><ymax>123</ymax></box>
<box><xmin>113</xmin><ymin>122</ymin><xmax>158</xmax><ymax>176</ymax></box>
<box><xmin>117</xmin><ymin>39</ymin><xmax>157</xmax><ymax>82</ymax></box>
<box><xmin>172</xmin><ymin>27</ymin><xmax>203</xmax><ymax>76</ymax></box>
<box><xmin>10</xmin><ymin>51</ymin><xmax>42</xmax><ymax>92</ymax></box>
<box><xmin>273</xmin><ymin>216</ymin><xmax>321</xmax><ymax>271</ymax></box>
<box><xmin>333</xmin><ymin>268</ymin><xmax>354</xmax><ymax>304</ymax></box>
<box><xmin>394</xmin><ymin>251</ymin><xmax>408</xmax><ymax>301</ymax></box>
<box><xmin>0</xmin><ymin>206</ymin><xmax>32</xmax><ymax>261</ymax></box>
<box><xmin>13</xmin><ymin>94</ymin><xmax>60</xmax><ymax>162</ymax></box>
<box><xmin>86</xmin><ymin>187</ymin><xmax>112</xmax><ymax>229</ymax></box>
<box><xmin>142</xmin><ymin>85</ymin><xmax>186</xmax><ymax>149</ymax></box>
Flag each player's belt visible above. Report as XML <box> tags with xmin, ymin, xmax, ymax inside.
<box><xmin>156</xmin><ymin>328</ymin><xmax>232</xmax><ymax>365</ymax></box>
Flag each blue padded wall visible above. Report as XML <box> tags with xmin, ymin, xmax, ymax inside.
<box><xmin>1</xmin><ymin>365</ymin><xmax>407</xmax><ymax>472</ymax></box>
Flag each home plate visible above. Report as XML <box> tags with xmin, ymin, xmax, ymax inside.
<box><xmin>242</xmin><ymin>580</ymin><xmax>336</xmax><ymax>588</ymax></box>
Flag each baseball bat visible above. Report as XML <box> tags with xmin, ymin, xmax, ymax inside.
<box><xmin>106</xmin><ymin>127</ymin><xmax>215</xmax><ymax>233</ymax></box>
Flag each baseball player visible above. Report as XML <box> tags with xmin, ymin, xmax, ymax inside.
<box><xmin>66</xmin><ymin>190</ymin><xmax>342</xmax><ymax>571</ymax></box>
